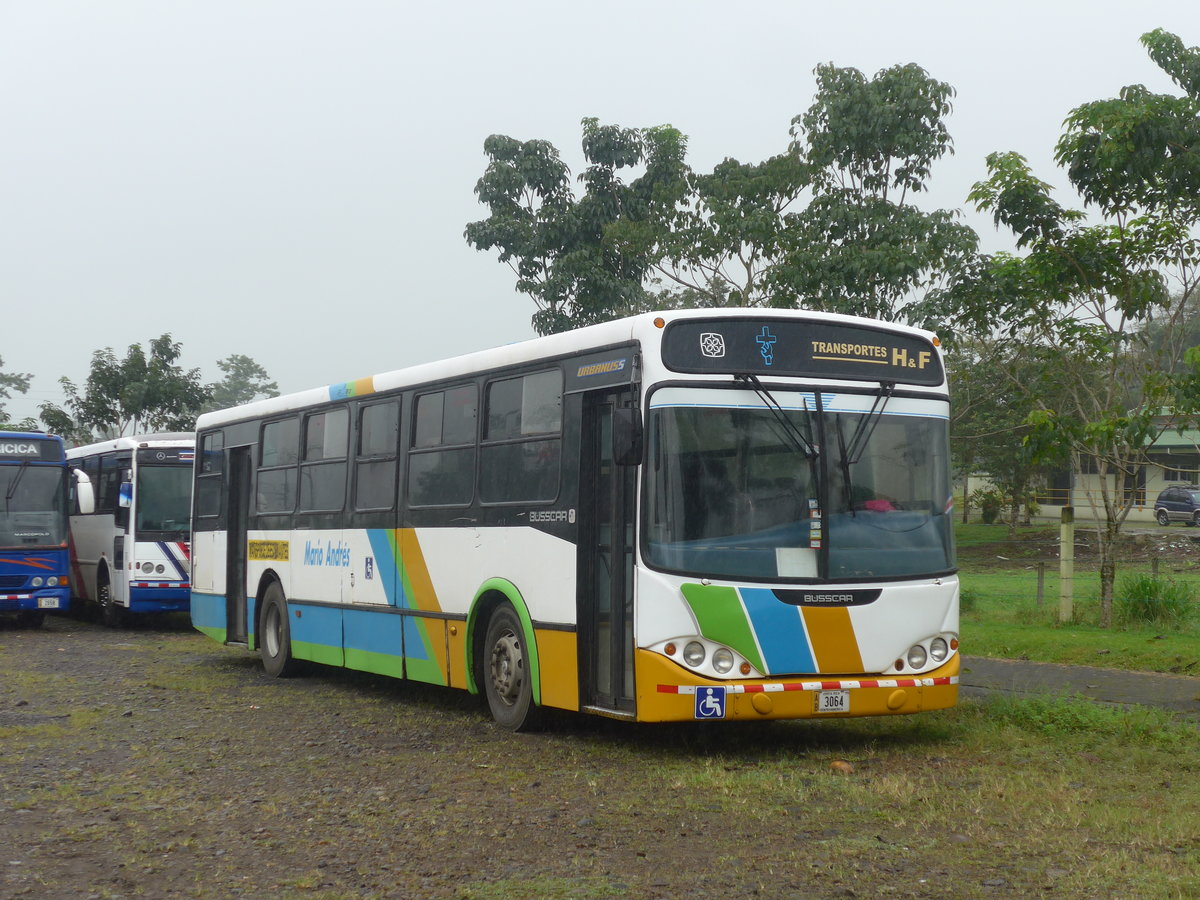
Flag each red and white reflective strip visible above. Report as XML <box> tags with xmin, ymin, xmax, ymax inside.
<box><xmin>1</xmin><ymin>593</ymin><xmax>33</xmax><ymax>600</ymax></box>
<box><xmin>129</xmin><ymin>582</ymin><xmax>191</xmax><ymax>589</ymax></box>
<box><xmin>658</xmin><ymin>676</ymin><xmax>959</xmax><ymax>695</ymax></box>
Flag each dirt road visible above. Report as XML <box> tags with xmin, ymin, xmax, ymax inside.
<box><xmin>2</xmin><ymin>614</ymin><xmax>1195</xmax><ymax>899</ymax></box>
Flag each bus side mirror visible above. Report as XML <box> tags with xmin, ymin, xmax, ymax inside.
<box><xmin>73</xmin><ymin>469</ymin><xmax>95</xmax><ymax>515</ymax></box>
<box><xmin>118</xmin><ymin>482</ymin><xmax>133</xmax><ymax>509</ymax></box>
<box><xmin>612</xmin><ymin>407</ymin><xmax>643</xmax><ymax>467</ymax></box>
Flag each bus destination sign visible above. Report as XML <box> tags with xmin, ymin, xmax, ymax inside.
<box><xmin>661</xmin><ymin>318</ymin><xmax>943</xmax><ymax>386</ymax></box>
<box><xmin>0</xmin><ymin>437</ymin><xmax>63</xmax><ymax>462</ymax></box>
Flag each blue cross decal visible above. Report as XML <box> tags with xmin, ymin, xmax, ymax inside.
<box><xmin>756</xmin><ymin>326</ymin><xmax>777</xmax><ymax>366</ymax></box>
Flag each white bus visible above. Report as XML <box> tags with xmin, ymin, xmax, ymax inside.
<box><xmin>190</xmin><ymin>310</ymin><xmax>958</xmax><ymax>729</ymax></box>
<box><xmin>68</xmin><ymin>433</ymin><xmax>194</xmax><ymax>626</ymax></box>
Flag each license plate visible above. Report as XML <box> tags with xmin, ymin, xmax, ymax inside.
<box><xmin>815</xmin><ymin>690</ymin><xmax>849</xmax><ymax>713</ymax></box>
<box><xmin>37</xmin><ymin>597</ymin><xmax>60</xmax><ymax>609</ymax></box>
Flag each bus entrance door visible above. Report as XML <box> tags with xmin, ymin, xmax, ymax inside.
<box><xmin>579</xmin><ymin>390</ymin><xmax>637</xmax><ymax>716</ymax></box>
<box><xmin>224</xmin><ymin>448</ymin><xmax>250</xmax><ymax>645</ymax></box>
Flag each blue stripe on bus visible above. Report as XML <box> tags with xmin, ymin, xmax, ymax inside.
<box><xmin>289</xmin><ymin>602</ymin><xmax>341</xmax><ymax>647</ymax></box>
<box><xmin>157</xmin><ymin>542</ymin><xmax>189</xmax><ymax>580</ymax></box>
<box><xmin>191</xmin><ymin>591</ymin><xmax>226</xmax><ymax>629</ymax></box>
<box><xmin>738</xmin><ymin>587</ymin><xmax>816</xmax><ymax>675</ymax></box>
<box><xmin>367</xmin><ymin>530</ymin><xmax>404</xmax><ymax>607</ymax></box>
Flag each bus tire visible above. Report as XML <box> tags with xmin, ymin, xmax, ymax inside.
<box><xmin>97</xmin><ymin>576</ymin><xmax>124</xmax><ymax>628</ymax></box>
<box><xmin>260</xmin><ymin>582</ymin><xmax>298</xmax><ymax>678</ymax></box>
<box><xmin>482</xmin><ymin>604</ymin><xmax>541</xmax><ymax>731</ymax></box>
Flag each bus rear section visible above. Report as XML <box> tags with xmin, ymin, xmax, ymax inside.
<box><xmin>67</xmin><ymin>435</ymin><xmax>194</xmax><ymax>625</ymax></box>
<box><xmin>0</xmin><ymin>432</ymin><xmax>71</xmax><ymax>627</ymax></box>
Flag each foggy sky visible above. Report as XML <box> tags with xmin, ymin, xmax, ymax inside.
<box><xmin>1</xmin><ymin>0</ymin><xmax>1194</xmax><ymax>424</ymax></box>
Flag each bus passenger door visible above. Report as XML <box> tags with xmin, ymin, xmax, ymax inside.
<box><xmin>578</xmin><ymin>389</ymin><xmax>637</xmax><ymax>715</ymax></box>
<box><xmin>224</xmin><ymin>448</ymin><xmax>250</xmax><ymax>644</ymax></box>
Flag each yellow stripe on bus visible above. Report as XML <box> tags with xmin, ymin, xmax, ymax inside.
<box><xmin>801</xmin><ymin>606</ymin><xmax>864</xmax><ymax>673</ymax></box>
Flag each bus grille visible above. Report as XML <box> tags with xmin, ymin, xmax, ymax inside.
<box><xmin>0</xmin><ymin>576</ymin><xmax>26</xmax><ymax>589</ymax></box>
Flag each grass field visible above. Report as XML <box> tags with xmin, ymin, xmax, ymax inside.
<box><xmin>957</xmin><ymin>522</ymin><xmax>1200</xmax><ymax>673</ymax></box>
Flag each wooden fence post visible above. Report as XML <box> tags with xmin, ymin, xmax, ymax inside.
<box><xmin>1060</xmin><ymin>507</ymin><xmax>1074</xmax><ymax>624</ymax></box>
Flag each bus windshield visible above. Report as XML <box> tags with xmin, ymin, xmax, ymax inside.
<box><xmin>0</xmin><ymin>464</ymin><xmax>68</xmax><ymax>548</ymax></box>
<box><xmin>136</xmin><ymin>465</ymin><xmax>192</xmax><ymax>538</ymax></box>
<box><xmin>644</xmin><ymin>390</ymin><xmax>954</xmax><ymax>581</ymax></box>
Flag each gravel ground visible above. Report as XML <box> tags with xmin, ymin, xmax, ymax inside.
<box><xmin>4</xmin><ymin>613</ymin><xmax>1192</xmax><ymax>900</ymax></box>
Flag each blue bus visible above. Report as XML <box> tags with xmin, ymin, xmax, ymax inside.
<box><xmin>0</xmin><ymin>431</ymin><xmax>72</xmax><ymax>627</ymax></box>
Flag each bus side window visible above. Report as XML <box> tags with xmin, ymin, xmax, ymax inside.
<box><xmin>355</xmin><ymin>401</ymin><xmax>399</xmax><ymax>511</ymax></box>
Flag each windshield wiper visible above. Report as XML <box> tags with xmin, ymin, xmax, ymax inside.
<box><xmin>844</xmin><ymin>382</ymin><xmax>895</xmax><ymax>466</ymax></box>
<box><xmin>836</xmin><ymin>382</ymin><xmax>895</xmax><ymax>514</ymax></box>
<box><xmin>5</xmin><ymin>460</ymin><xmax>30</xmax><ymax>504</ymax></box>
<box><xmin>735</xmin><ymin>373</ymin><xmax>818</xmax><ymax>460</ymax></box>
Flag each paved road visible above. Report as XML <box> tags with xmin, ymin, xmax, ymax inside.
<box><xmin>961</xmin><ymin>655</ymin><xmax>1200</xmax><ymax>720</ymax></box>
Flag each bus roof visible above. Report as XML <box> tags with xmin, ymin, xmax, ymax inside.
<box><xmin>65</xmin><ymin>432</ymin><xmax>196</xmax><ymax>458</ymax></box>
<box><xmin>196</xmin><ymin>308</ymin><xmax>942</xmax><ymax>430</ymax></box>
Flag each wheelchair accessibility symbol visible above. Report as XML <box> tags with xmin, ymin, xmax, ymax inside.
<box><xmin>695</xmin><ymin>686</ymin><xmax>727</xmax><ymax>719</ymax></box>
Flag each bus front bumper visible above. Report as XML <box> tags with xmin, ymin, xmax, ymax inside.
<box><xmin>635</xmin><ymin>650</ymin><xmax>960</xmax><ymax>722</ymax></box>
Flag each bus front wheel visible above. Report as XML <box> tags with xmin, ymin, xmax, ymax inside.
<box><xmin>97</xmin><ymin>577</ymin><xmax>123</xmax><ymax>628</ymax></box>
<box><xmin>483</xmin><ymin>604</ymin><xmax>541</xmax><ymax>731</ymax></box>
<box><xmin>260</xmin><ymin>582</ymin><xmax>298</xmax><ymax>678</ymax></box>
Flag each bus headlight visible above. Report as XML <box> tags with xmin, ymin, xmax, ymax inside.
<box><xmin>907</xmin><ymin>645</ymin><xmax>928</xmax><ymax>669</ymax></box>
<box><xmin>712</xmin><ymin>648</ymin><xmax>735</xmax><ymax>674</ymax></box>
<box><xmin>31</xmin><ymin>577</ymin><xmax>44</xmax><ymax>587</ymax></box>
<box><xmin>653</xmin><ymin>637</ymin><xmax>760</xmax><ymax>679</ymax></box>
<box><xmin>929</xmin><ymin>637</ymin><xmax>949</xmax><ymax>663</ymax></box>
<box><xmin>46</xmin><ymin>576</ymin><xmax>59</xmax><ymax>587</ymax></box>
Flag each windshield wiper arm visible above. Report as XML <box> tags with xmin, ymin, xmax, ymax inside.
<box><xmin>843</xmin><ymin>382</ymin><xmax>895</xmax><ymax>465</ymax></box>
<box><xmin>735</xmin><ymin>373</ymin><xmax>818</xmax><ymax>460</ymax></box>
<box><xmin>5</xmin><ymin>460</ymin><xmax>30</xmax><ymax>503</ymax></box>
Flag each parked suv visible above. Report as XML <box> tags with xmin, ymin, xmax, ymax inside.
<box><xmin>1154</xmin><ymin>484</ymin><xmax>1200</xmax><ymax>525</ymax></box>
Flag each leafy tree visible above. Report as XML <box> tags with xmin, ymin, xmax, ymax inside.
<box><xmin>0</xmin><ymin>354</ymin><xmax>32</xmax><ymax>426</ymax></box>
<box><xmin>948</xmin><ymin>338</ymin><xmax>1073</xmax><ymax>533</ymax></box>
<box><xmin>465</xmin><ymin>119</ymin><xmax>690</xmax><ymax>334</ymax></box>
<box><xmin>770</xmin><ymin>63</ymin><xmax>979</xmax><ymax>323</ymax></box>
<box><xmin>941</xmin><ymin>29</ymin><xmax>1200</xmax><ymax>625</ymax></box>
<box><xmin>468</xmin><ymin>63</ymin><xmax>978</xmax><ymax>333</ymax></box>
<box><xmin>41</xmin><ymin>335</ymin><xmax>210</xmax><ymax>439</ymax></box>
<box><xmin>203</xmin><ymin>354</ymin><xmax>279</xmax><ymax>413</ymax></box>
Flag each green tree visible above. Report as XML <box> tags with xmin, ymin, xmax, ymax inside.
<box><xmin>41</xmin><ymin>334</ymin><xmax>210</xmax><ymax>439</ymax></box>
<box><xmin>467</xmin><ymin>63</ymin><xmax>978</xmax><ymax>333</ymax></box>
<box><xmin>948</xmin><ymin>338</ymin><xmax>1073</xmax><ymax>533</ymax></box>
<box><xmin>203</xmin><ymin>354</ymin><xmax>279</xmax><ymax>413</ymax></box>
<box><xmin>465</xmin><ymin>119</ymin><xmax>690</xmax><ymax>335</ymax></box>
<box><xmin>943</xmin><ymin>29</ymin><xmax>1200</xmax><ymax>625</ymax></box>
<box><xmin>0</xmin><ymin>354</ymin><xmax>32</xmax><ymax>426</ymax></box>
<box><xmin>770</xmin><ymin>63</ymin><xmax>979</xmax><ymax>322</ymax></box>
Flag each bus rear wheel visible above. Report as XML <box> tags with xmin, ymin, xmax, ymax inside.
<box><xmin>483</xmin><ymin>604</ymin><xmax>541</xmax><ymax>731</ymax></box>
<box><xmin>260</xmin><ymin>582</ymin><xmax>298</xmax><ymax>678</ymax></box>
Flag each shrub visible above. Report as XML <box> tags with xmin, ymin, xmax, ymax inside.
<box><xmin>1114</xmin><ymin>574</ymin><xmax>1196</xmax><ymax>627</ymax></box>
<box><xmin>970</xmin><ymin>488</ymin><xmax>1004</xmax><ymax>524</ymax></box>
<box><xmin>959</xmin><ymin>585</ymin><xmax>980</xmax><ymax>613</ymax></box>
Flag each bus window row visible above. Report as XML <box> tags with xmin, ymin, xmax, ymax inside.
<box><xmin>195</xmin><ymin>369</ymin><xmax>564</xmax><ymax>520</ymax></box>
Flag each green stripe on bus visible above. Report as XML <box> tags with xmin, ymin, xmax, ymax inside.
<box><xmin>680</xmin><ymin>583</ymin><xmax>766</xmax><ymax>673</ymax></box>
<box><xmin>293</xmin><ymin>641</ymin><xmax>344</xmax><ymax>667</ymax></box>
<box><xmin>194</xmin><ymin>624</ymin><xmax>226</xmax><ymax>644</ymax></box>
<box><xmin>344</xmin><ymin>647</ymin><xmax>405</xmax><ymax>679</ymax></box>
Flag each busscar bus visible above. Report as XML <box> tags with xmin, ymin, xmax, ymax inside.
<box><xmin>67</xmin><ymin>434</ymin><xmax>194</xmax><ymax>626</ymax></box>
<box><xmin>0</xmin><ymin>431</ymin><xmax>72</xmax><ymax>627</ymax></box>
<box><xmin>190</xmin><ymin>309</ymin><xmax>958</xmax><ymax>729</ymax></box>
